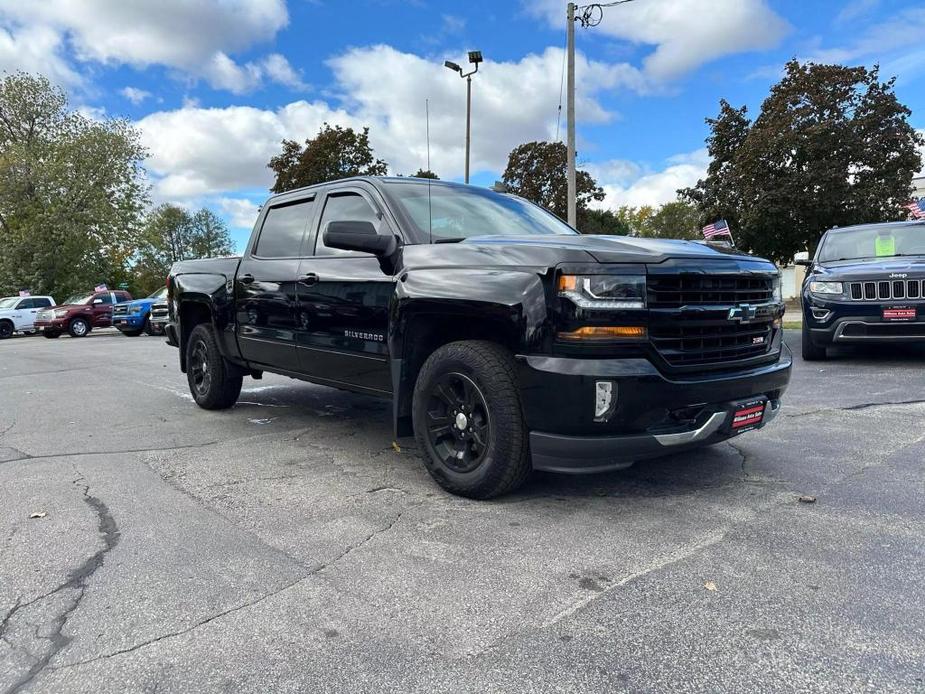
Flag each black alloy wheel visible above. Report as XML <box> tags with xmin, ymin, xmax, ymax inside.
<box><xmin>424</xmin><ymin>372</ymin><xmax>492</xmax><ymax>474</ymax></box>
<box><xmin>185</xmin><ymin>323</ymin><xmax>242</xmax><ymax>409</ymax></box>
<box><xmin>0</xmin><ymin>321</ymin><xmax>13</xmax><ymax>339</ymax></box>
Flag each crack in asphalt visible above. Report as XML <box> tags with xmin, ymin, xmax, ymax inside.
<box><xmin>51</xmin><ymin>501</ymin><xmax>420</xmax><ymax>673</ymax></box>
<box><xmin>786</xmin><ymin>398</ymin><xmax>925</xmax><ymax>418</ymax></box>
<box><xmin>2</xmin><ymin>467</ymin><xmax>120</xmax><ymax>694</ymax></box>
<box><xmin>0</xmin><ymin>440</ymin><xmax>218</xmax><ymax>466</ymax></box>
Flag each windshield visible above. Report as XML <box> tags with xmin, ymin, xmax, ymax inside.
<box><xmin>64</xmin><ymin>293</ymin><xmax>95</xmax><ymax>305</ymax></box>
<box><xmin>147</xmin><ymin>287</ymin><xmax>168</xmax><ymax>300</ymax></box>
<box><xmin>0</xmin><ymin>297</ymin><xmax>20</xmax><ymax>309</ymax></box>
<box><xmin>382</xmin><ymin>181</ymin><xmax>578</xmax><ymax>242</ymax></box>
<box><xmin>818</xmin><ymin>224</ymin><xmax>925</xmax><ymax>262</ymax></box>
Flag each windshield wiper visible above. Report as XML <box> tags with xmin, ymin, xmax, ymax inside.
<box><xmin>433</xmin><ymin>237</ymin><xmax>467</xmax><ymax>244</ymax></box>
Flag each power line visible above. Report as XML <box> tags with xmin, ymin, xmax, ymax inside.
<box><xmin>576</xmin><ymin>0</ymin><xmax>637</xmax><ymax>28</ymax></box>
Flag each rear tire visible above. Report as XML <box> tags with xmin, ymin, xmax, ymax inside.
<box><xmin>185</xmin><ymin>323</ymin><xmax>242</xmax><ymax>410</ymax></box>
<box><xmin>68</xmin><ymin>318</ymin><xmax>90</xmax><ymax>338</ymax></box>
<box><xmin>0</xmin><ymin>321</ymin><xmax>13</xmax><ymax>339</ymax></box>
<box><xmin>412</xmin><ymin>340</ymin><xmax>530</xmax><ymax>499</ymax></box>
<box><xmin>801</xmin><ymin>322</ymin><xmax>827</xmax><ymax>361</ymax></box>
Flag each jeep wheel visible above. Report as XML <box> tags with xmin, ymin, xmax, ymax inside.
<box><xmin>0</xmin><ymin>321</ymin><xmax>13</xmax><ymax>339</ymax></box>
<box><xmin>412</xmin><ymin>340</ymin><xmax>530</xmax><ymax>499</ymax></box>
<box><xmin>801</xmin><ymin>322</ymin><xmax>827</xmax><ymax>361</ymax></box>
<box><xmin>68</xmin><ymin>318</ymin><xmax>90</xmax><ymax>338</ymax></box>
<box><xmin>186</xmin><ymin>323</ymin><xmax>242</xmax><ymax>409</ymax></box>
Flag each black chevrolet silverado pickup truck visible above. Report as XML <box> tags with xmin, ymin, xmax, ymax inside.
<box><xmin>166</xmin><ymin>177</ymin><xmax>791</xmax><ymax>498</ymax></box>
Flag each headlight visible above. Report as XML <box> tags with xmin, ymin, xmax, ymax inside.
<box><xmin>54</xmin><ymin>309</ymin><xmax>68</xmax><ymax>318</ymax></box>
<box><xmin>130</xmin><ymin>306</ymin><xmax>142</xmax><ymax>314</ymax></box>
<box><xmin>558</xmin><ymin>274</ymin><xmax>646</xmax><ymax>310</ymax></box>
<box><xmin>772</xmin><ymin>275</ymin><xmax>782</xmax><ymax>302</ymax></box>
<box><xmin>809</xmin><ymin>281</ymin><xmax>843</xmax><ymax>295</ymax></box>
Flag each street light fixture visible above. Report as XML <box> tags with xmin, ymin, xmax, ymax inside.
<box><xmin>444</xmin><ymin>50</ymin><xmax>482</xmax><ymax>184</ymax></box>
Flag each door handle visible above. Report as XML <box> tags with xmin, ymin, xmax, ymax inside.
<box><xmin>299</xmin><ymin>273</ymin><xmax>319</xmax><ymax>286</ymax></box>
<box><xmin>240</xmin><ymin>274</ymin><xmax>255</xmax><ymax>284</ymax></box>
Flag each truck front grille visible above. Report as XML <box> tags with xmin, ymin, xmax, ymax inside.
<box><xmin>847</xmin><ymin>279</ymin><xmax>923</xmax><ymax>301</ymax></box>
<box><xmin>151</xmin><ymin>304</ymin><xmax>168</xmax><ymax>319</ymax></box>
<box><xmin>647</xmin><ymin>275</ymin><xmax>773</xmax><ymax>308</ymax></box>
<box><xmin>112</xmin><ymin>305</ymin><xmax>129</xmax><ymax>317</ymax></box>
<box><xmin>647</xmin><ymin>274</ymin><xmax>777</xmax><ymax>369</ymax></box>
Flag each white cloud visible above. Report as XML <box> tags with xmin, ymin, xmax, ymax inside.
<box><xmin>0</xmin><ymin>0</ymin><xmax>303</xmax><ymax>93</ymax></box>
<box><xmin>594</xmin><ymin>149</ymin><xmax>709</xmax><ymax>209</ymax></box>
<box><xmin>0</xmin><ymin>23</ymin><xmax>82</xmax><ymax>86</ymax></box>
<box><xmin>138</xmin><ymin>44</ymin><xmax>644</xmax><ymax>199</ymax></box>
<box><xmin>525</xmin><ymin>0</ymin><xmax>788</xmax><ymax>79</ymax></box>
<box><xmin>120</xmin><ymin>86</ymin><xmax>151</xmax><ymax>105</ymax></box>
<box><xmin>217</xmin><ymin>197</ymin><xmax>261</xmax><ymax>230</ymax></box>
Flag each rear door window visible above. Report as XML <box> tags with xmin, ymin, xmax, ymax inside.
<box><xmin>254</xmin><ymin>198</ymin><xmax>314</xmax><ymax>258</ymax></box>
<box><xmin>32</xmin><ymin>298</ymin><xmax>52</xmax><ymax>308</ymax></box>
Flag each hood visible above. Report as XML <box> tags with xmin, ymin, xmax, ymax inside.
<box><xmin>402</xmin><ymin>234</ymin><xmax>775</xmax><ymax>271</ymax></box>
<box><xmin>814</xmin><ymin>256</ymin><xmax>925</xmax><ymax>280</ymax></box>
<box><xmin>120</xmin><ymin>297</ymin><xmax>157</xmax><ymax>308</ymax></box>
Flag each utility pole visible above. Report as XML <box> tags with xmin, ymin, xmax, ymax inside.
<box><xmin>566</xmin><ymin>2</ymin><xmax>577</xmax><ymax>228</ymax></box>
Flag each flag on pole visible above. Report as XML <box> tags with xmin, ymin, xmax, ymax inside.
<box><xmin>906</xmin><ymin>199</ymin><xmax>925</xmax><ymax>220</ymax></box>
<box><xmin>18</xmin><ymin>290</ymin><xmax>30</xmax><ymax>297</ymax></box>
<box><xmin>702</xmin><ymin>219</ymin><xmax>732</xmax><ymax>239</ymax></box>
<box><xmin>94</xmin><ymin>283</ymin><xmax>108</xmax><ymax>291</ymax></box>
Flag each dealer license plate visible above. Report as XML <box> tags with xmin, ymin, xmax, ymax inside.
<box><xmin>729</xmin><ymin>398</ymin><xmax>767</xmax><ymax>434</ymax></box>
<box><xmin>883</xmin><ymin>307</ymin><xmax>917</xmax><ymax>322</ymax></box>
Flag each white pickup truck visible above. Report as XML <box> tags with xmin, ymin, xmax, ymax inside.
<box><xmin>0</xmin><ymin>296</ymin><xmax>56</xmax><ymax>338</ymax></box>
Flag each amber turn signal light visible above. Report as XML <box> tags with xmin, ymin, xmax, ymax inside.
<box><xmin>557</xmin><ymin>326</ymin><xmax>647</xmax><ymax>341</ymax></box>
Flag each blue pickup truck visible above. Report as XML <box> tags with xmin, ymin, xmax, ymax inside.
<box><xmin>112</xmin><ymin>287</ymin><xmax>168</xmax><ymax>336</ymax></box>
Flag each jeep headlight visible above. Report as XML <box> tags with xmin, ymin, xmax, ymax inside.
<box><xmin>558</xmin><ymin>274</ymin><xmax>646</xmax><ymax>310</ymax></box>
<box><xmin>809</xmin><ymin>281</ymin><xmax>843</xmax><ymax>295</ymax></box>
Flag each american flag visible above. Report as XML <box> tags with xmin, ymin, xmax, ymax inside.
<box><xmin>18</xmin><ymin>290</ymin><xmax>30</xmax><ymax>297</ymax></box>
<box><xmin>94</xmin><ymin>283</ymin><xmax>108</xmax><ymax>291</ymax></box>
<box><xmin>906</xmin><ymin>199</ymin><xmax>925</xmax><ymax>220</ymax></box>
<box><xmin>702</xmin><ymin>219</ymin><xmax>732</xmax><ymax>239</ymax></box>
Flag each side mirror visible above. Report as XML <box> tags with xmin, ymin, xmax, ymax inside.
<box><xmin>794</xmin><ymin>259</ymin><xmax>813</xmax><ymax>267</ymax></box>
<box><xmin>92</xmin><ymin>298</ymin><xmax>103</xmax><ymax>305</ymax></box>
<box><xmin>324</xmin><ymin>220</ymin><xmax>398</xmax><ymax>257</ymax></box>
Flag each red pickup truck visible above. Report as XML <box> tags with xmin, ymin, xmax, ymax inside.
<box><xmin>34</xmin><ymin>289</ymin><xmax>133</xmax><ymax>338</ymax></box>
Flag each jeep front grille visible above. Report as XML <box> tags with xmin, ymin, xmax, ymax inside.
<box><xmin>847</xmin><ymin>279</ymin><xmax>923</xmax><ymax>301</ymax></box>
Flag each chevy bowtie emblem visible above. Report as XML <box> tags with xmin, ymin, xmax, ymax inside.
<box><xmin>728</xmin><ymin>304</ymin><xmax>759</xmax><ymax>323</ymax></box>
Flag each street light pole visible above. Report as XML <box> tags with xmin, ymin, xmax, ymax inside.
<box><xmin>465</xmin><ymin>74</ymin><xmax>472</xmax><ymax>184</ymax></box>
<box><xmin>566</xmin><ymin>2</ymin><xmax>577</xmax><ymax>228</ymax></box>
<box><xmin>445</xmin><ymin>50</ymin><xmax>482</xmax><ymax>185</ymax></box>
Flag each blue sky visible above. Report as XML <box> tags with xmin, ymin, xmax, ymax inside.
<box><xmin>2</xmin><ymin>0</ymin><xmax>924</xmax><ymax>251</ymax></box>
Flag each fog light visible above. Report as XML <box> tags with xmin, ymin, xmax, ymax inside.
<box><xmin>811</xmin><ymin>308</ymin><xmax>831</xmax><ymax>322</ymax></box>
<box><xmin>594</xmin><ymin>380</ymin><xmax>617</xmax><ymax>421</ymax></box>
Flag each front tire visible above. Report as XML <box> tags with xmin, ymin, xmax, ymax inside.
<box><xmin>412</xmin><ymin>340</ymin><xmax>530</xmax><ymax>499</ymax></box>
<box><xmin>0</xmin><ymin>321</ymin><xmax>13</xmax><ymax>339</ymax></box>
<box><xmin>68</xmin><ymin>318</ymin><xmax>90</xmax><ymax>338</ymax></box>
<box><xmin>801</xmin><ymin>322</ymin><xmax>827</xmax><ymax>361</ymax></box>
<box><xmin>185</xmin><ymin>324</ymin><xmax>242</xmax><ymax>410</ymax></box>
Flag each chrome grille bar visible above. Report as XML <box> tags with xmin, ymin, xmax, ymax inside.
<box><xmin>846</xmin><ymin>279</ymin><xmax>924</xmax><ymax>301</ymax></box>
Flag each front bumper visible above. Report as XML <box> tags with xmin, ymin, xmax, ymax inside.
<box><xmin>113</xmin><ymin>315</ymin><xmax>144</xmax><ymax>330</ymax></box>
<box><xmin>531</xmin><ymin>400</ymin><xmax>781</xmax><ymax>473</ymax></box>
<box><xmin>34</xmin><ymin>319</ymin><xmax>66</xmax><ymax>331</ymax></box>
<box><xmin>517</xmin><ymin>347</ymin><xmax>791</xmax><ymax>473</ymax></box>
<box><xmin>803</xmin><ymin>298</ymin><xmax>925</xmax><ymax>345</ymax></box>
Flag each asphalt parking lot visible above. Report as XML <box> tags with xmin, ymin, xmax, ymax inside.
<box><xmin>1</xmin><ymin>329</ymin><xmax>924</xmax><ymax>693</ymax></box>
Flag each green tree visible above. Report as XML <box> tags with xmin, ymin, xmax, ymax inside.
<box><xmin>133</xmin><ymin>205</ymin><xmax>234</xmax><ymax>294</ymax></box>
<box><xmin>268</xmin><ymin>123</ymin><xmax>388</xmax><ymax>193</ymax></box>
<box><xmin>501</xmin><ymin>141</ymin><xmax>604</xmax><ymax>229</ymax></box>
<box><xmin>580</xmin><ymin>208</ymin><xmax>631</xmax><ymax>235</ymax></box>
<box><xmin>412</xmin><ymin>169</ymin><xmax>439</xmax><ymax>179</ymax></box>
<box><xmin>682</xmin><ymin>60</ymin><xmax>924</xmax><ymax>263</ymax></box>
<box><xmin>0</xmin><ymin>72</ymin><xmax>148</xmax><ymax>299</ymax></box>
<box><xmin>646</xmin><ymin>201</ymin><xmax>702</xmax><ymax>240</ymax></box>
